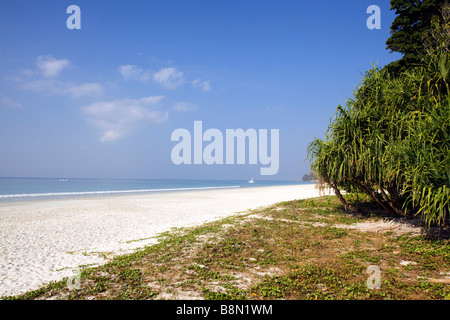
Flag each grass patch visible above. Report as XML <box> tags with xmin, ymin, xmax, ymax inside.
<box><xmin>3</xmin><ymin>194</ymin><xmax>449</xmax><ymax>300</ymax></box>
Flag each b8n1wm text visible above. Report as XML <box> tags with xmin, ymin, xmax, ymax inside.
<box><xmin>220</xmin><ymin>304</ymin><xmax>272</xmax><ymax>315</ymax></box>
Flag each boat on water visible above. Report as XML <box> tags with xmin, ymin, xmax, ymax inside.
<box><xmin>248</xmin><ymin>178</ymin><xmax>254</xmax><ymax>183</ymax></box>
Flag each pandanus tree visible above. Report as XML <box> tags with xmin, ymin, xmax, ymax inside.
<box><xmin>307</xmin><ymin>51</ymin><xmax>449</xmax><ymax>227</ymax></box>
<box><xmin>308</xmin><ymin>1</ymin><xmax>449</xmax><ymax>227</ymax></box>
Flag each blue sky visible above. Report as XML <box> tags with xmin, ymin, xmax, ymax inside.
<box><xmin>0</xmin><ymin>0</ymin><xmax>401</xmax><ymax>180</ymax></box>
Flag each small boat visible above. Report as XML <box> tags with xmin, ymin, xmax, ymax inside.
<box><xmin>59</xmin><ymin>173</ymin><xmax>69</xmax><ymax>182</ymax></box>
<box><xmin>248</xmin><ymin>178</ymin><xmax>254</xmax><ymax>184</ymax></box>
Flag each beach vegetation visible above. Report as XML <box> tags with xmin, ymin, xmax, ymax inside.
<box><xmin>3</xmin><ymin>194</ymin><xmax>449</xmax><ymax>300</ymax></box>
<box><xmin>307</xmin><ymin>1</ymin><xmax>450</xmax><ymax>228</ymax></box>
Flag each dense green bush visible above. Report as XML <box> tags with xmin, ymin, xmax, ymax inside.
<box><xmin>307</xmin><ymin>51</ymin><xmax>449</xmax><ymax>227</ymax></box>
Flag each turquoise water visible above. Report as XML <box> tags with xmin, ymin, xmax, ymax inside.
<box><xmin>0</xmin><ymin>178</ymin><xmax>313</xmax><ymax>202</ymax></box>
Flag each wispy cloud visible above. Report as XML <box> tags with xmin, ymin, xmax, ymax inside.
<box><xmin>67</xmin><ymin>83</ymin><xmax>103</xmax><ymax>98</ymax></box>
<box><xmin>21</xmin><ymin>79</ymin><xmax>102</xmax><ymax>98</ymax></box>
<box><xmin>82</xmin><ymin>96</ymin><xmax>168</xmax><ymax>142</ymax></box>
<box><xmin>173</xmin><ymin>102</ymin><xmax>197</xmax><ymax>112</ymax></box>
<box><xmin>153</xmin><ymin>67</ymin><xmax>184</xmax><ymax>90</ymax></box>
<box><xmin>0</xmin><ymin>95</ymin><xmax>22</xmax><ymax>109</ymax></box>
<box><xmin>118</xmin><ymin>64</ymin><xmax>210</xmax><ymax>93</ymax></box>
<box><xmin>36</xmin><ymin>55</ymin><xmax>70</xmax><ymax>77</ymax></box>
<box><xmin>192</xmin><ymin>79</ymin><xmax>211</xmax><ymax>92</ymax></box>
<box><xmin>118</xmin><ymin>65</ymin><xmax>151</xmax><ymax>82</ymax></box>
<box><xmin>16</xmin><ymin>55</ymin><xmax>102</xmax><ymax>98</ymax></box>
<box><xmin>266</xmin><ymin>106</ymin><xmax>284</xmax><ymax>112</ymax></box>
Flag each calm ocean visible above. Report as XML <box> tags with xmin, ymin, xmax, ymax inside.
<box><xmin>0</xmin><ymin>178</ymin><xmax>313</xmax><ymax>202</ymax></box>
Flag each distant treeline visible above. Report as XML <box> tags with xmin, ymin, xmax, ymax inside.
<box><xmin>302</xmin><ymin>173</ymin><xmax>317</xmax><ymax>181</ymax></box>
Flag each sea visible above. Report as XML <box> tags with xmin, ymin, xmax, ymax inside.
<box><xmin>0</xmin><ymin>177</ymin><xmax>314</xmax><ymax>203</ymax></box>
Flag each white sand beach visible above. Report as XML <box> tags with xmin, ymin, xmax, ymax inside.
<box><xmin>0</xmin><ymin>184</ymin><xmax>326</xmax><ymax>297</ymax></box>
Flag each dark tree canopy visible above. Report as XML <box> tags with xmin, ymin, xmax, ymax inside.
<box><xmin>385</xmin><ymin>0</ymin><xmax>445</xmax><ymax>74</ymax></box>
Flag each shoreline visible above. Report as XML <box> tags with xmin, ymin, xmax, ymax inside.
<box><xmin>0</xmin><ymin>185</ymin><xmax>243</xmax><ymax>207</ymax></box>
<box><xmin>0</xmin><ymin>181</ymin><xmax>316</xmax><ymax>205</ymax></box>
<box><xmin>0</xmin><ymin>184</ymin><xmax>327</xmax><ymax>297</ymax></box>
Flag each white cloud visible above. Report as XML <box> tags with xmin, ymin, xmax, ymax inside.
<box><xmin>118</xmin><ymin>63</ymin><xmax>213</xmax><ymax>94</ymax></box>
<box><xmin>192</xmin><ymin>79</ymin><xmax>211</xmax><ymax>92</ymax></box>
<box><xmin>82</xmin><ymin>96</ymin><xmax>167</xmax><ymax>142</ymax></box>
<box><xmin>36</xmin><ymin>55</ymin><xmax>70</xmax><ymax>77</ymax></box>
<box><xmin>266</xmin><ymin>106</ymin><xmax>283</xmax><ymax>112</ymax></box>
<box><xmin>16</xmin><ymin>55</ymin><xmax>102</xmax><ymax>98</ymax></box>
<box><xmin>153</xmin><ymin>67</ymin><xmax>184</xmax><ymax>89</ymax></box>
<box><xmin>173</xmin><ymin>102</ymin><xmax>197</xmax><ymax>112</ymax></box>
<box><xmin>67</xmin><ymin>82</ymin><xmax>103</xmax><ymax>97</ymax></box>
<box><xmin>19</xmin><ymin>68</ymin><xmax>35</xmax><ymax>78</ymax></box>
<box><xmin>20</xmin><ymin>79</ymin><xmax>61</xmax><ymax>94</ymax></box>
<box><xmin>118</xmin><ymin>65</ymin><xmax>150</xmax><ymax>81</ymax></box>
<box><xmin>0</xmin><ymin>95</ymin><xmax>22</xmax><ymax>109</ymax></box>
<box><xmin>21</xmin><ymin>79</ymin><xmax>102</xmax><ymax>97</ymax></box>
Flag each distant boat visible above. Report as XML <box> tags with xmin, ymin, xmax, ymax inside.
<box><xmin>59</xmin><ymin>173</ymin><xmax>69</xmax><ymax>182</ymax></box>
<box><xmin>248</xmin><ymin>178</ymin><xmax>254</xmax><ymax>183</ymax></box>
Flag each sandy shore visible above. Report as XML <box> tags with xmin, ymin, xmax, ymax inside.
<box><xmin>0</xmin><ymin>184</ymin><xmax>327</xmax><ymax>297</ymax></box>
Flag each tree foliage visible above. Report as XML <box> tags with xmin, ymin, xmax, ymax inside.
<box><xmin>423</xmin><ymin>2</ymin><xmax>450</xmax><ymax>54</ymax></box>
<box><xmin>386</xmin><ymin>0</ymin><xmax>445</xmax><ymax>74</ymax></box>
<box><xmin>307</xmin><ymin>2</ymin><xmax>450</xmax><ymax>227</ymax></box>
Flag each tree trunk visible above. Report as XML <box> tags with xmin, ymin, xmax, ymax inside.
<box><xmin>387</xmin><ymin>182</ymin><xmax>404</xmax><ymax>213</ymax></box>
<box><xmin>349</xmin><ymin>178</ymin><xmax>398</xmax><ymax>216</ymax></box>
<box><xmin>330</xmin><ymin>181</ymin><xmax>361</xmax><ymax>214</ymax></box>
<box><xmin>379</xmin><ymin>185</ymin><xmax>405</xmax><ymax>217</ymax></box>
